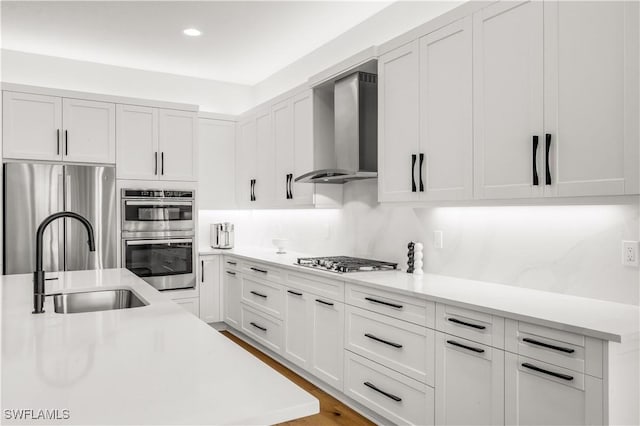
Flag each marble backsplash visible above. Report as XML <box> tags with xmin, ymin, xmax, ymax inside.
<box><xmin>200</xmin><ymin>180</ymin><xmax>640</xmax><ymax>305</ymax></box>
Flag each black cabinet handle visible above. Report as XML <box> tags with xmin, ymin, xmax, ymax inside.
<box><xmin>522</xmin><ymin>363</ymin><xmax>573</xmax><ymax>381</ymax></box>
<box><xmin>226</xmin><ymin>271</ymin><xmax>236</xmax><ymax>276</ymax></box>
<box><xmin>250</xmin><ymin>322</ymin><xmax>267</xmax><ymax>332</ymax></box>
<box><xmin>288</xmin><ymin>174</ymin><xmax>293</xmax><ymax>199</ymax></box>
<box><xmin>365</xmin><ymin>333</ymin><xmax>403</xmax><ymax>349</ymax></box>
<box><xmin>250</xmin><ymin>290</ymin><xmax>267</xmax><ymax>298</ymax></box>
<box><xmin>363</xmin><ymin>382</ymin><xmax>402</xmax><ymax>402</ymax></box>
<box><xmin>364</xmin><ymin>297</ymin><xmax>403</xmax><ymax>309</ymax></box>
<box><xmin>545</xmin><ymin>133</ymin><xmax>552</xmax><ymax>185</ymax></box>
<box><xmin>446</xmin><ymin>339</ymin><xmax>485</xmax><ymax>353</ymax></box>
<box><xmin>411</xmin><ymin>154</ymin><xmax>417</xmax><ymax>192</ymax></box>
<box><xmin>315</xmin><ymin>298</ymin><xmax>334</xmax><ymax>306</ymax></box>
<box><xmin>154</xmin><ymin>152</ymin><xmax>158</xmax><ymax>175</ymax></box>
<box><xmin>56</xmin><ymin>129</ymin><xmax>60</xmax><ymax>155</ymax></box>
<box><xmin>161</xmin><ymin>152</ymin><xmax>164</xmax><ymax>175</ymax></box>
<box><xmin>201</xmin><ymin>260</ymin><xmax>204</xmax><ymax>282</ymax></box>
<box><xmin>65</xmin><ymin>130</ymin><xmax>69</xmax><ymax>155</ymax></box>
<box><xmin>287</xmin><ymin>290</ymin><xmax>303</xmax><ymax>296</ymax></box>
<box><xmin>532</xmin><ymin>135</ymin><xmax>539</xmax><ymax>186</ymax></box>
<box><xmin>285</xmin><ymin>174</ymin><xmax>291</xmax><ymax>199</ymax></box>
<box><xmin>419</xmin><ymin>153</ymin><xmax>425</xmax><ymax>192</ymax></box>
<box><xmin>447</xmin><ymin>317</ymin><xmax>486</xmax><ymax>330</ymax></box>
<box><xmin>227</xmin><ymin>261</ymin><xmax>237</xmax><ymax>266</ymax></box>
<box><xmin>522</xmin><ymin>337</ymin><xmax>574</xmax><ymax>354</ymax></box>
<box><xmin>250</xmin><ymin>267</ymin><xmax>268</xmax><ymax>274</ymax></box>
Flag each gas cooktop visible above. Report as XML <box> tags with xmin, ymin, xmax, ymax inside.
<box><xmin>296</xmin><ymin>256</ymin><xmax>398</xmax><ymax>273</ymax></box>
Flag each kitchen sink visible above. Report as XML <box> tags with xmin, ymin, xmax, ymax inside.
<box><xmin>53</xmin><ymin>289</ymin><xmax>148</xmax><ymax>314</ymax></box>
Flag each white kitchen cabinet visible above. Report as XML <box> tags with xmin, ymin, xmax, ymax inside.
<box><xmin>3</xmin><ymin>91</ymin><xmax>62</xmax><ymax>161</ymax></box>
<box><xmin>116</xmin><ymin>104</ymin><xmax>159</xmax><ymax>180</ymax></box>
<box><xmin>283</xmin><ymin>287</ymin><xmax>311</xmax><ymax>369</ymax></box>
<box><xmin>543</xmin><ymin>0</ymin><xmax>639</xmax><ymax>196</ymax></box>
<box><xmin>222</xmin><ymin>268</ymin><xmax>241</xmax><ymax>329</ymax></box>
<box><xmin>158</xmin><ymin>109</ymin><xmax>197</xmax><ymax>181</ymax></box>
<box><xmin>199</xmin><ymin>255</ymin><xmax>221</xmax><ymax>324</ymax></box>
<box><xmin>235</xmin><ymin>118</ymin><xmax>257</xmax><ymax>208</ymax></box>
<box><xmin>418</xmin><ymin>17</ymin><xmax>473</xmax><ymax>201</ymax></box>
<box><xmin>62</xmin><ymin>98</ymin><xmax>115</xmax><ymax>164</ymax></box>
<box><xmin>174</xmin><ymin>298</ymin><xmax>200</xmax><ymax>317</ymax></box>
<box><xmin>377</xmin><ymin>40</ymin><xmax>420</xmax><ymax>202</ymax></box>
<box><xmin>434</xmin><ymin>332</ymin><xmax>504</xmax><ymax>426</ymax></box>
<box><xmin>291</xmin><ymin>90</ymin><xmax>316</xmax><ymax>205</ymax></box>
<box><xmin>310</xmin><ymin>296</ymin><xmax>344</xmax><ymax>391</ymax></box>
<box><xmin>254</xmin><ymin>108</ymin><xmax>276</xmax><ymax>206</ymax></box>
<box><xmin>505</xmin><ymin>352</ymin><xmax>603</xmax><ymax>425</ymax></box>
<box><xmin>473</xmin><ymin>0</ymin><xmax>544</xmax><ymax>200</ymax></box>
<box><xmin>198</xmin><ymin>118</ymin><xmax>236</xmax><ymax>209</ymax></box>
<box><xmin>273</xmin><ymin>99</ymin><xmax>294</xmax><ymax>205</ymax></box>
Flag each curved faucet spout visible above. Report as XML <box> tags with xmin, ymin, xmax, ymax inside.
<box><xmin>33</xmin><ymin>212</ymin><xmax>96</xmax><ymax>314</ymax></box>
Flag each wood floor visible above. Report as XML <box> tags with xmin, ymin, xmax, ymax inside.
<box><xmin>220</xmin><ymin>331</ymin><xmax>375</xmax><ymax>426</ymax></box>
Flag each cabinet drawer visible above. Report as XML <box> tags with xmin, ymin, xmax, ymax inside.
<box><xmin>240</xmin><ymin>260</ymin><xmax>283</xmax><ymax>283</ymax></box>
<box><xmin>435</xmin><ymin>303</ymin><xmax>504</xmax><ymax>349</ymax></box>
<box><xmin>346</xmin><ymin>284</ymin><xmax>434</xmax><ymax>327</ymax></box>
<box><xmin>223</xmin><ymin>257</ymin><xmax>240</xmax><ymax>271</ymax></box>
<box><xmin>241</xmin><ymin>304</ymin><xmax>283</xmax><ymax>354</ymax></box>
<box><xmin>505</xmin><ymin>320</ymin><xmax>603</xmax><ymax>377</ymax></box>
<box><xmin>344</xmin><ymin>351</ymin><xmax>434</xmax><ymax>426</ymax></box>
<box><xmin>241</xmin><ymin>275</ymin><xmax>284</xmax><ymax>320</ymax></box>
<box><xmin>345</xmin><ymin>305</ymin><xmax>434</xmax><ymax>385</ymax></box>
<box><xmin>287</xmin><ymin>270</ymin><xmax>344</xmax><ymax>302</ymax></box>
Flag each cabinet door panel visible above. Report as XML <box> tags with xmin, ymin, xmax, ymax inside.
<box><xmin>273</xmin><ymin>99</ymin><xmax>294</xmax><ymax>205</ymax></box>
<box><xmin>435</xmin><ymin>333</ymin><xmax>504</xmax><ymax>425</ymax></box>
<box><xmin>254</xmin><ymin>109</ymin><xmax>275</xmax><ymax>206</ymax></box>
<box><xmin>174</xmin><ymin>298</ymin><xmax>199</xmax><ymax>317</ymax></box>
<box><xmin>236</xmin><ymin>119</ymin><xmax>257</xmax><ymax>208</ymax></box>
<box><xmin>158</xmin><ymin>109</ymin><xmax>197</xmax><ymax>181</ymax></box>
<box><xmin>378</xmin><ymin>41</ymin><xmax>420</xmax><ymax>202</ymax></box>
<box><xmin>419</xmin><ymin>17</ymin><xmax>473</xmax><ymax>201</ymax></box>
<box><xmin>116</xmin><ymin>104</ymin><xmax>158</xmax><ymax>180</ymax></box>
<box><xmin>292</xmin><ymin>90</ymin><xmax>315</xmax><ymax>205</ymax></box>
<box><xmin>223</xmin><ymin>269</ymin><xmax>241</xmax><ymax>328</ymax></box>
<box><xmin>544</xmin><ymin>1</ymin><xmax>639</xmax><ymax>196</ymax></box>
<box><xmin>62</xmin><ymin>98</ymin><xmax>115</xmax><ymax>164</ymax></box>
<box><xmin>473</xmin><ymin>1</ymin><xmax>544</xmax><ymax>199</ymax></box>
<box><xmin>198</xmin><ymin>118</ymin><xmax>236</xmax><ymax>209</ymax></box>
<box><xmin>3</xmin><ymin>91</ymin><xmax>62</xmax><ymax>161</ymax></box>
<box><xmin>199</xmin><ymin>256</ymin><xmax>221</xmax><ymax>323</ymax></box>
<box><xmin>283</xmin><ymin>288</ymin><xmax>311</xmax><ymax>369</ymax></box>
<box><xmin>310</xmin><ymin>298</ymin><xmax>344</xmax><ymax>390</ymax></box>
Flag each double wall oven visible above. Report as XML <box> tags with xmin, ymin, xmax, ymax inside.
<box><xmin>121</xmin><ymin>189</ymin><xmax>195</xmax><ymax>291</ymax></box>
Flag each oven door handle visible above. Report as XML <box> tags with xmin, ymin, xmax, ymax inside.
<box><xmin>124</xmin><ymin>200</ymin><xmax>193</xmax><ymax>206</ymax></box>
<box><xmin>125</xmin><ymin>239</ymin><xmax>193</xmax><ymax>246</ymax></box>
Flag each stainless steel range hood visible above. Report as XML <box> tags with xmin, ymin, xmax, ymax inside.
<box><xmin>295</xmin><ymin>71</ymin><xmax>378</xmax><ymax>184</ymax></box>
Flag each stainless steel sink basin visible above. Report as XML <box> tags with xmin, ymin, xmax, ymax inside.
<box><xmin>53</xmin><ymin>289</ymin><xmax>148</xmax><ymax>314</ymax></box>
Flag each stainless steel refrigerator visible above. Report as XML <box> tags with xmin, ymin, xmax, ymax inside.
<box><xmin>3</xmin><ymin>162</ymin><xmax>116</xmax><ymax>275</ymax></box>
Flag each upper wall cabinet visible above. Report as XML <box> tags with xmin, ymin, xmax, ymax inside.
<box><xmin>378</xmin><ymin>17</ymin><xmax>473</xmax><ymax>203</ymax></box>
<box><xmin>235</xmin><ymin>117</ymin><xmax>258</xmax><ymax>208</ymax></box>
<box><xmin>3</xmin><ymin>91</ymin><xmax>115</xmax><ymax>164</ymax></box>
<box><xmin>117</xmin><ymin>105</ymin><xmax>197</xmax><ymax>181</ymax></box>
<box><xmin>198</xmin><ymin>118</ymin><xmax>236</xmax><ymax>209</ymax></box>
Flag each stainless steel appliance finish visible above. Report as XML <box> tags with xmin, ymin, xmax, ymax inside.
<box><xmin>295</xmin><ymin>72</ymin><xmax>378</xmax><ymax>184</ymax></box>
<box><xmin>296</xmin><ymin>256</ymin><xmax>397</xmax><ymax>273</ymax></box>
<box><xmin>3</xmin><ymin>162</ymin><xmax>116</xmax><ymax>275</ymax></box>
<box><xmin>121</xmin><ymin>189</ymin><xmax>194</xmax><ymax>235</ymax></box>
<box><xmin>211</xmin><ymin>222</ymin><xmax>234</xmax><ymax>249</ymax></box>
<box><xmin>53</xmin><ymin>289</ymin><xmax>148</xmax><ymax>314</ymax></box>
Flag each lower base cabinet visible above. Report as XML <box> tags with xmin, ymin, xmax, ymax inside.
<box><xmin>505</xmin><ymin>352</ymin><xmax>603</xmax><ymax>425</ymax></box>
<box><xmin>241</xmin><ymin>304</ymin><xmax>284</xmax><ymax>353</ymax></box>
<box><xmin>223</xmin><ymin>269</ymin><xmax>241</xmax><ymax>328</ymax></box>
<box><xmin>344</xmin><ymin>350</ymin><xmax>434</xmax><ymax>426</ymax></box>
<box><xmin>435</xmin><ymin>332</ymin><xmax>504</xmax><ymax>425</ymax></box>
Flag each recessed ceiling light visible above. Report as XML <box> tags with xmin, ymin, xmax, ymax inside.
<box><xmin>183</xmin><ymin>28</ymin><xmax>201</xmax><ymax>37</ymax></box>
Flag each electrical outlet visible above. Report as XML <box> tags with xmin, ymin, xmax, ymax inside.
<box><xmin>434</xmin><ymin>230</ymin><xmax>443</xmax><ymax>249</ymax></box>
<box><xmin>622</xmin><ymin>241</ymin><xmax>639</xmax><ymax>267</ymax></box>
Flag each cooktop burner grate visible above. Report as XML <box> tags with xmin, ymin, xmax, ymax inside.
<box><xmin>296</xmin><ymin>256</ymin><xmax>398</xmax><ymax>273</ymax></box>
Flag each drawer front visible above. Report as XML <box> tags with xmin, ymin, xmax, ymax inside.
<box><xmin>347</xmin><ymin>284</ymin><xmax>434</xmax><ymax>327</ymax></box>
<box><xmin>287</xmin><ymin>270</ymin><xmax>345</xmax><ymax>302</ymax></box>
<box><xmin>241</xmin><ymin>305</ymin><xmax>283</xmax><ymax>354</ymax></box>
<box><xmin>345</xmin><ymin>305</ymin><xmax>434</xmax><ymax>385</ymax></box>
<box><xmin>241</xmin><ymin>275</ymin><xmax>284</xmax><ymax>319</ymax></box>
<box><xmin>223</xmin><ymin>256</ymin><xmax>240</xmax><ymax>271</ymax></box>
<box><xmin>436</xmin><ymin>303</ymin><xmax>504</xmax><ymax>349</ymax></box>
<box><xmin>344</xmin><ymin>351</ymin><xmax>434</xmax><ymax>426</ymax></box>
<box><xmin>505</xmin><ymin>320</ymin><xmax>603</xmax><ymax>377</ymax></box>
<box><xmin>240</xmin><ymin>260</ymin><xmax>284</xmax><ymax>283</ymax></box>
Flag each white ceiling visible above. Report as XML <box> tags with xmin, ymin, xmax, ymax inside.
<box><xmin>1</xmin><ymin>1</ymin><xmax>393</xmax><ymax>86</ymax></box>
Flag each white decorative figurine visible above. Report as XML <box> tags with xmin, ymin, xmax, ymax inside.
<box><xmin>413</xmin><ymin>242</ymin><xmax>424</xmax><ymax>275</ymax></box>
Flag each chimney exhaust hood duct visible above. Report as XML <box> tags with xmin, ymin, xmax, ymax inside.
<box><xmin>295</xmin><ymin>71</ymin><xmax>378</xmax><ymax>184</ymax></box>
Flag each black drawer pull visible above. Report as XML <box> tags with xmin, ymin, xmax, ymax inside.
<box><xmin>315</xmin><ymin>299</ymin><xmax>334</xmax><ymax>306</ymax></box>
<box><xmin>250</xmin><ymin>267</ymin><xmax>268</xmax><ymax>274</ymax></box>
<box><xmin>363</xmin><ymin>382</ymin><xmax>402</xmax><ymax>402</ymax></box>
<box><xmin>364</xmin><ymin>297</ymin><xmax>403</xmax><ymax>310</ymax></box>
<box><xmin>365</xmin><ymin>333</ymin><xmax>403</xmax><ymax>349</ymax></box>
<box><xmin>227</xmin><ymin>261</ymin><xmax>237</xmax><ymax>265</ymax></box>
<box><xmin>447</xmin><ymin>317</ymin><xmax>486</xmax><ymax>330</ymax></box>
<box><xmin>287</xmin><ymin>290</ymin><xmax>303</xmax><ymax>296</ymax></box>
<box><xmin>250</xmin><ymin>322</ymin><xmax>267</xmax><ymax>332</ymax></box>
<box><xmin>446</xmin><ymin>339</ymin><xmax>485</xmax><ymax>353</ymax></box>
<box><xmin>522</xmin><ymin>338</ymin><xmax>575</xmax><ymax>354</ymax></box>
<box><xmin>250</xmin><ymin>290</ymin><xmax>267</xmax><ymax>298</ymax></box>
<box><xmin>226</xmin><ymin>271</ymin><xmax>236</xmax><ymax>276</ymax></box>
<box><xmin>522</xmin><ymin>363</ymin><xmax>573</xmax><ymax>381</ymax></box>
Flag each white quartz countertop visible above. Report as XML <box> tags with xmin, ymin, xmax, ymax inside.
<box><xmin>1</xmin><ymin>268</ymin><xmax>318</xmax><ymax>425</ymax></box>
<box><xmin>200</xmin><ymin>246</ymin><xmax>640</xmax><ymax>343</ymax></box>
